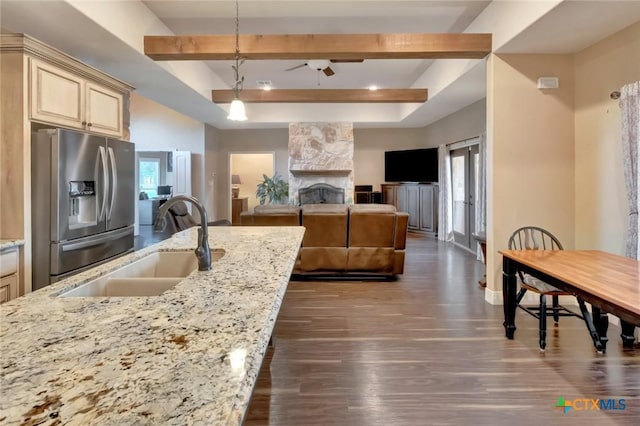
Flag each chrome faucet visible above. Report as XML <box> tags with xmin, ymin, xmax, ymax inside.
<box><xmin>154</xmin><ymin>195</ymin><xmax>212</xmax><ymax>271</ymax></box>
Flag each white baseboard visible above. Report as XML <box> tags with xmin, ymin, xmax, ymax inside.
<box><xmin>484</xmin><ymin>288</ymin><xmax>502</xmax><ymax>305</ymax></box>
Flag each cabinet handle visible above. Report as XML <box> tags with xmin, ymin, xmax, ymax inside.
<box><xmin>81</xmin><ymin>121</ymin><xmax>87</xmax><ymax>126</ymax></box>
<box><xmin>87</xmin><ymin>122</ymin><xmax>92</xmax><ymax>127</ymax></box>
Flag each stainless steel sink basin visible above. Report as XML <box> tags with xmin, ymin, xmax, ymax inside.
<box><xmin>58</xmin><ymin>249</ymin><xmax>225</xmax><ymax>297</ymax></box>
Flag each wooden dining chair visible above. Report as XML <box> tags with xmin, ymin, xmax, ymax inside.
<box><xmin>508</xmin><ymin>226</ymin><xmax>583</xmax><ymax>351</ymax></box>
<box><xmin>167</xmin><ymin>201</ymin><xmax>231</xmax><ymax>232</ymax></box>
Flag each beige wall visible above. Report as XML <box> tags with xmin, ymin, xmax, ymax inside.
<box><xmin>204</xmin><ymin>125</ymin><xmax>221</xmax><ymax>218</ymax></box>
<box><xmin>424</xmin><ymin>99</ymin><xmax>487</xmax><ymax>147</ymax></box>
<box><xmin>211</xmin><ymin>128</ymin><xmax>289</xmax><ymax>220</ymax></box>
<box><xmin>130</xmin><ymin>93</ymin><xmax>207</xmax><ymax>220</ymax></box>
<box><xmin>574</xmin><ymin>22</ymin><xmax>640</xmax><ymax>254</ymax></box>
<box><xmin>353</xmin><ymin>127</ymin><xmax>426</xmax><ymax>191</ymax></box>
<box><xmin>231</xmin><ymin>153</ymin><xmax>275</xmax><ymax>211</ymax></box>
<box><xmin>486</xmin><ymin>54</ymin><xmax>575</xmax><ymax>299</ymax></box>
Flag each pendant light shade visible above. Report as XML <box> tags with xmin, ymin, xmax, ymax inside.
<box><xmin>227</xmin><ymin>0</ymin><xmax>247</xmax><ymax>121</ymax></box>
<box><xmin>228</xmin><ymin>99</ymin><xmax>247</xmax><ymax>121</ymax></box>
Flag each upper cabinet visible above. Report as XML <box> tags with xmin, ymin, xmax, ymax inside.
<box><xmin>85</xmin><ymin>82</ymin><xmax>124</xmax><ymax>137</ymax></box>
<box><xmin>30</xmin><ymin>58</ymin><xmax>125</xmax><ymax>138</ymax></box>
<box><xmin>2</xmin><ymin>33</ymin><xmax>133</xmax><ymax>140</ymax></box>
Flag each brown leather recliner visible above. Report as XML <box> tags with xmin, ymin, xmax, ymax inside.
<box><xmin>299</xmin><ymin>204</ymin><xmax>349</xmax><ymax>272</ymax></box>
<box><xmin>240</xmin><ymin>204</ymin><xmax>300</xmax><ymax>226</ymax></box>
<box><xmin>240</xmin><ymin>203</ymin><xmax>408</xmax><ymax>278</ymax></box>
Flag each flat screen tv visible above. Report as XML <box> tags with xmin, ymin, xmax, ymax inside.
<box><xmin>384</xmin><ymin>148</ymin><xmax>439</xmax><ymax>183</ymax></box>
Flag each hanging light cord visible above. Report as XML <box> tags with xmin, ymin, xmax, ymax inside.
<box><xmin>232</xmin><ymin>0</ymin><xmax>244</xmax><ymax>98</ymax></box>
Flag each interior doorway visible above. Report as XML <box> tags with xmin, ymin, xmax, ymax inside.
<box><xmin>229</xmin><ymin>152</ymin><xmax>275</xmax><ymax>223</ymax></box>
<box><xmin>451</xmin><ymin>144</ymin><xmax>480</xmax><ymax>250</ymax></box>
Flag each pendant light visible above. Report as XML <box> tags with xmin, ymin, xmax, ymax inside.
<box><xmin>227</xmin><ymin>0</ymin><xmax>247</xmax><ymax>121</ymax></box>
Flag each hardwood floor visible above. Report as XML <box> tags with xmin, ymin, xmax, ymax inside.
<box><xmin>133</xmin><ymin>224</ymin><xmax>172</xmax><ymax>251</ymax></box>
<box><xmin>245</xmin><ymin>234</ymin><xmax>640</xmax><ymax>425</ymax></box>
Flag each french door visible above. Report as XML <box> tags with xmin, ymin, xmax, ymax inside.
<box><xmin>451</xmin><ymin>145</ymin><xmax>480</xmax><ymax>250</ymax></box>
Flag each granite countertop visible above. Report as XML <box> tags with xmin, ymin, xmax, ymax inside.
<box><xmin>0</xmin><ymin>226</ymin><xmax>304</xmax><ymax>425</ymax></box>
<box><xmin>0</xmin><ymin>239</ymin><xmax>25</xmax><ymax>250</ymax></box>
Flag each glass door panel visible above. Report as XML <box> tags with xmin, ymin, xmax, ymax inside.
<box><xmin>451</xmin><ymin>145</ymin><xmax>479</xmax><ymax>249</ymax></box>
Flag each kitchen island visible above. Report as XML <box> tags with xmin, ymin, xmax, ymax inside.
<box><xmin>0</xmin><ymin>226</ymin><xmax>304</xmax><ymax>425</ymax></box>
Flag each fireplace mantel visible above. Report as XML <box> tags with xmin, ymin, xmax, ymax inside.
<box><xmin>289</xmin><ymin>169</ymin><xmax>351</xmax><ymax>177</ymax></box>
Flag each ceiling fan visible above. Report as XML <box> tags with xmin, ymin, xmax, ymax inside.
<box><xmin>284</xmin><ymin>59</ymin><xmax>364</xmax><ymax>77</ymax></box>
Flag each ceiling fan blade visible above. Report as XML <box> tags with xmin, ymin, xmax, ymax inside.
<box><xmin>330</xmin><ymin>59</ymin><xmax>364</xmax><ymax>63</ymax></box>
<box><xmin>285</xmin><ymin>63</ymin><xmax>307</xmax><ymax>72</ymax></box>
<box><xmin>323</xmin><ymin>66</ymin><xmax>335</xmax><ymax>77</ymax></box>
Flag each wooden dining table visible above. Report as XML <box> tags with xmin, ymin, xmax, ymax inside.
<box><xmin>499</xmin><ymin>249</ymin><xmax>640</xmax><ymax>352</ymax></box>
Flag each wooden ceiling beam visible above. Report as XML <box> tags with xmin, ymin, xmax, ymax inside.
<box><xmin>145</xmin><ymin>33</ymin><xmax>491</xmax><ymax>61</ymax></box>
<box><xmin>211</xmin><ymin>89</ymin><xmax>428</xmax><ymax>103</ymax></box>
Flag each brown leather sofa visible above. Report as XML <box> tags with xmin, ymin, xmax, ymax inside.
<box><xmin>240</xmin><ymin>203</ymin><xmax>408</xmax><ymax>278</ymax></box>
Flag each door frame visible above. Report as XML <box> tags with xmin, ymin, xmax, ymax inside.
<box><xmin>450</xmin><ymin>137</ymin><xmax>480</xmax><ymax>252</ymax></box>
<box><xmin>228</xmin><ymin>152</ymin><xmax>276</xmax><ymax>221</ymax></box>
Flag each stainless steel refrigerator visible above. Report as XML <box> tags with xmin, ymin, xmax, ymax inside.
<box><xmin>32</xmin><ymin>128</ymin><xmax>135</xmax><ymax>290</ymax></box>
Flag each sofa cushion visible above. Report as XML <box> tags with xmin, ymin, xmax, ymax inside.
<box><xmin>250</xmin><ymin>204</ymin><xmax>301</xmax><ymax>226</ymax></box>
<box><xmin>254</xmin><ymin>204</ymin><xmax>300</xmax><ymax>215</ymax></box>
<box><xmin>349</xmin><ymin>210</ymin><xmax>395</xmax><ymax>247</ymax></box>
<box><xmin>299</xmin><ymin>247</ymin><xmax>347</xmax><ymax>271</ymax></box>
<box><xmin>347</xmin><ymin>247</ymin><xmax>394</xmax><ymax>272</ymax></box>
<box><xmin>348</xmin><ymin>204</ymin><xmax>396</xmax><ymax>213</ymax></box>
<box><xmin>301</xmin><ymin>204</ymin><xmax>349</xmax><ymax>214</ymax></box>
<box><xmin>301</xmin><ymin>204</ymin><xmax>348</xmax><ymax>247</ymax></box>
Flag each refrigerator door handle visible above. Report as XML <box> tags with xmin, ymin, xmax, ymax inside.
<box><xmin>97</xmin><ymin>146</ymin><xmax>108</xmax><ymax>221</ymax></box>
<box><xmin>107</xmin><ymin>147</ymin><xmax>118</xmax><ymax>221</ymax></box>
<box><xmin>61</xmin><ymin>227</ymin><xmax>131</xmax><ymax>252</ymax></box>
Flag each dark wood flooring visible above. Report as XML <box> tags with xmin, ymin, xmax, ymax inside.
<box><xmin>245</xmin><ymin>234</ymin><xmax>640</xmax><ymax>425</ymax></box>
<box><xmin>133</xmin><ymin>225</ymin><xmax>172</xmax><ymax>251</ymax></box>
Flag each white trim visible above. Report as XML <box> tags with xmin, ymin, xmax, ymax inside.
<box><xmin>484</xmin><ymin>288</ymin><xmax>502</xmax><ymax>305</ymax></box>
<box><xmin>449</xmin><ymin>135</ymin><xmax>480</xmax><ymax>151</ymax></box>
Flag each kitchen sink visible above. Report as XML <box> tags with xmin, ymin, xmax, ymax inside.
<box><xmin>58</xmin><ymin>249</ymin><xmax>225</xmax><ymax>297</ymax></box>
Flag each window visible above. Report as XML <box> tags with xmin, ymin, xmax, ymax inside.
<box><xmin>139</xmin><ymin>158</ymin><xmax>160</xmax><ymax>198</ymax></box>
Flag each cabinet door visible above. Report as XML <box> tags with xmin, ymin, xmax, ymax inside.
<box><xmin>0</xmin><ymin>274</ymin><xmax>17</xmax><ymax>303</ymax></box>
<box><xmin>30</xmin><ymin>58</ymin><xmax>84</xmax><ymax>129</ymax></box>
<box><xmin>419</xmin><ymin>185</ymin><xmax>435</xmax><ymax>231</ymax></box>
<box><xmin>86</xmin><ymin>82</ymin><xmax>124</xmax><ymax>137</ymax></box>
<box><xmin>396</xmin><ymin>185</ymin><xmax>408</xmax><ymax>214</ymax></box>
<box><xmin>406</xmin><ymin>185</ymin><xmax>419</xmax><ymax>229</ymax></box>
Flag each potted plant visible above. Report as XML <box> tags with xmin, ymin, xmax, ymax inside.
<box><xmin>256</xmin><ymin>173</ymin><xmax>289</xmax><ymax>205</ymax></box>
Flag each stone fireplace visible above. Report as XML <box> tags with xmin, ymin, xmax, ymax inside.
<box><xmin>288</xmin><ymin>122</ymin><xmax>354</xmax><ymax>204</ymax></box>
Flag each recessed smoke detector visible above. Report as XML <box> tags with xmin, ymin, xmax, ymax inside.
<box><xmin>257</xmin><ymin>80</ymin><xmax>273</xmax><ymax>90</ymax></box>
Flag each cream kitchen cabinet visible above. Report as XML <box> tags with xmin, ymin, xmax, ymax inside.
<box><xmin>30</xmin><ymin>58</ymin><xmax>124</xmax><ymax>138</ymax></box>
<box><xmin>0</xmin><ymin>247</ymin><xmax>19</xmax><ymax>303</ymax></box>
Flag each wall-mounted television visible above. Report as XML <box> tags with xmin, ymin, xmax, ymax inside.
<box><xmin>384</xmin><ymin>148</ymin><xmax>439</xmax><ymax>183</ymax></box>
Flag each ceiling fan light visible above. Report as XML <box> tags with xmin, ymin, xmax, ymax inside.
<box><xmin>228</xmin><ymin>99</ymin><xmax>247</xmax><ymax>121</ymax></box>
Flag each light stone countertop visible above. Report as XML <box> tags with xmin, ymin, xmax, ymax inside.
<box><xmin>0</xmin><ymin>239</ymin><xmax>25</xmax><ymax>251</ymax></box>
<box><xmin>0</xmin><ymin>226</ymin><xmax>304</xmax><ymax>425</ymax></box>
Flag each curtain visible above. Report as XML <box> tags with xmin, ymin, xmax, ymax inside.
<box><xmin>621</xmin><ymin>81</ymin><xmax>640</xmax><ymax>260</ymax></box>
<box><xmin>475</xmin><ymin>132</ymin><xmax>487</xmax><ymax>260</ymax></box>
<box><xmin>437</xmin><ymin>144</ymin><xmax>454</xmax><ymax>241</ymax></box>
